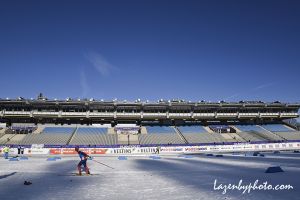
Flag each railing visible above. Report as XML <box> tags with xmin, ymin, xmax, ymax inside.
<box><xmin>1</xmin><ymin>111</ymin><xmax>298</xmax><ymax>120</ymax></box>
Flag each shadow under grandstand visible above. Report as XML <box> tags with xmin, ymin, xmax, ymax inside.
<box><xmin>133</xmin><ymin>155</ymin><xmax>300</xmax><ymax>199</ymax></box>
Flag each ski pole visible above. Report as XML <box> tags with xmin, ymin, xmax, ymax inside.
<box><xmin>92</xmin><ymin>159</ymin><xmax>114</xmax><ymax>169</ymax></box>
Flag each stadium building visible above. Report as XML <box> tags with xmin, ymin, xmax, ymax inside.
<box><xmin>0</xmin><ymin>95</ymin><xmax>300</xmax><ymax>155</ymax></box>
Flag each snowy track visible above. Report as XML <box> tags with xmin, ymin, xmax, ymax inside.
<box><xmin>0</xmin><ymin>153</ymin><xmax>300</xmax><ymax>200</ymax></box>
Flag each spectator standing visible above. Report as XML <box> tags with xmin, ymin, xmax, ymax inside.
<box><xmin>3</xmin><ymin>146</ymin><xmax>10</xmax><ymax>159</ymax></box>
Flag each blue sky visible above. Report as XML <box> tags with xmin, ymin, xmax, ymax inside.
<box><xmin>0</xmin><ymin>0</ymin><xmax>300</xmax><ymax>103</ymax></box>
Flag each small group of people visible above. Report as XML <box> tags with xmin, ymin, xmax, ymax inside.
<box><xmin>17</xmin><ymin>145</ymin><xmax>25</xmax><ymax>155</ymax></box>
<box><xmin>1</xmin><ymin>145</ymin><xmax>25</xmax><ymax>159</ymax></box>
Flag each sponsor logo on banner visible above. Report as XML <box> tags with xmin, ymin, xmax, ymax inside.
<box><xmin>233</xmin><ymin>146</ymin><xmax>242</xmax><ymax>149</ymax></box>
<box><xmin>162</xmin><ymin>147</ymin><xmax>183</xmax><ymax>152</ymax></box>
<box><xmin>90</xmin><ymin>148</ymin><xmax>107</xmax><ymax>154</ymax></box>
<box><xmin>62</xmin><ymin>148</ymin><xmax>80</xmax><ymax>154</ymax></box>
<box><xmin>185</xmin><ymin>147</ymin><xmax>207</xmax><ymax>152</ymax></box>
<box><xmin>50</xmin><ymin>148</ymin><xmax>61</xmax><ymax>155</ymax></box>
<box><xmin>112</xmin><ymin>148</ymin><xmax>132</xmax><ymax>154</ymax></box>
<box><xmin>140</xmin><ymin>148</ymin><xmax>156</xmax><ymax>153</ymax></box>
<box><xmin>29</xmin><ymin>148</ymin><xmax>49</xmax><ymax>154</ymax></box>
<box><xmin>220</xmin><ymin>146</ymin><xmax>231</xmax><ymax>150</ymax></box>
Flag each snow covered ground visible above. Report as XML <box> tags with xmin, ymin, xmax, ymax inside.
<box><xmin>0</xmin><ymin>152</ymin><xmax>300</xmax><ymax>200</ymax></box>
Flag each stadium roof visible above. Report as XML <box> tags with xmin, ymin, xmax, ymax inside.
<box><xmin>0</xmin><ymin>98</ymin><xmax>299</xmax><ymax>108</ymax></box>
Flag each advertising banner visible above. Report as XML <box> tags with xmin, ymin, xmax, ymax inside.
<box><xmin>15</xmin><ymin>141</ymin><xmax>300</xmax><ymax>156</ymax></box>
<box><xmin>27</xmin><ymin>148</ymin><xmax>49</xmax><ymax>155</ymax></box>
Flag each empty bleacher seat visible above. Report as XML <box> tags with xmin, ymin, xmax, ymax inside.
<box><xmin>6</xmin><ymin>134</ymin><xmax>27</xmax><ymax>145</ymax></box>
<box><xmin>235</xmin><ymin>125</ymin><xmax>283</xmax><ymax>141</ymax></box>
<box><xmin>235</xmin><ymin>131</ymin><xmax>267</xmax><ymax>142</ymax></box>
<box><xmin>177</xmin><ymin>126</ymin><xmax>225</xmax><ymax>144</ymax></box>
<box><xmin>177</xmin><ymin>126</ymin><xmax>207</xmax><ymax>134</ymax></box>
<box><xmin>261</xmin><ymin>124</ymin><xmax>295</xmax><ymax>132</ymax></box>
<box><xmin>139</xmin><ymin>134</ymin><xmax>184</xmax><ymax>145</ymax></box>
<box><xmin>273</xmin><ymin>131</ymin><xmax>300</xmax><ymax>140</ymax></box>
<box><xmin>70</xmin><ymin>127</ymin><xmax>116</xmax><ymax>145</ymax></box>
<box><xmin>139</xmin><ymin>126</ymin><xmax>184</xmax><ymax>145</ymax></box>
<box><xmin>76</xmin><ymin>127</ymin><xmax>108</xmax><ymax>134</ymax></box>
<box><xmin>20</xmin><ymin>133</ymin><xmax>72</xmax><ymax>145</ymax></box>
<box><xmin>42</xmin><ymin>127</ymin><xmax>75</xmax><ymax>134</ymax></box>
<box><xmin>235</xmin><ymin>125</ymin><xmax>264</xmax><ymax>132</ymax></box>
<box><xmin>19</xmin><ymin>126</ymin><xmax>75</xmax><ymax>145</ymax></box>
<box><xmin>146</xmin><ymin>126</ymin><xmax>176</xmax><ymax>134</ymax></box>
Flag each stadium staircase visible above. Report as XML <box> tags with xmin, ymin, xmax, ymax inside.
<box><xmin>220</xmin><ymin>133</ymin><xmax>245</xmax><ymax>142</ymax></box>
<box><xmin>33</xmin><ymin>126</ymin><xmax>45</xmax><ymax>134</ymax></box>
<box><xmin>203</xmin><ymin>126</ymin><xmax>214</xmax><ymax>133</ymax></box>
<box><xmin>6</xmin><ymin>134</ymin><xmax>26</xmax><ymax>145</ymax></box>
<box><xmin>0</xmin><ymin>134</ymin><xmax>9</xmax><ymax>144</ymax></box>
<box><xmin>230</xmin><ymin>133</ymin><xmax>246</xmax><ymax>142</ymax></box>
<box><xmin>5</xmin><ymin>134</ymin><xmax>17</xmax><ymax>144</ymax></box>
<box><xmin>274</xmin><ymin>131</ymin><xmax>300</xmax><ymax>140</ymax></box>
<box><xmin>227</xmin><ymin>126</ymin><xmax>246</xmax><ymax>142</ymax></box>
<box><xmin>232</xmin><ymin>126</ymin><xmax>247</xmax><ymax>141</ymax></box>
<box><xmin>256</xmin><ymin>125</ymin><xmax>286</xmax><ymax>141</ymax></box>
<box><xmin>260</xmin><ymin>124</ymin><xmax>300</xmax><ymax>140</ymax></box>
<box><xmin>234</xmin><ymin>125</ymin><xmax>281</xmax><ymax>142</ymax></box>
<box><xmin>0</xmin><ymin>133</ymin><xmax>18</xmax><ymax>145</ymax></box>
<box><xmin>219</xmin><ymin>133</ymin><xmax>234</xmax><ymax>142</ymax></box>
<box><xmin>247</xmin><ymin>131</ymin><xmax>270</xmax><ymax>141</ymax></box>
<box><xmin>285</xmin><ymin>124</ymin><xmax>299</xmax><ymax>131</ymax></box>
<box><xmin>66</xmin><ymin>127</ymin><xmax>79</xmax><ymax>145</ymax></box>
<box><xmin>174</xmin><ymin>126</ymin><xmax>188</xmax><ymax>144</ymax></box>
<box><xmin>282</xmin><ymin>120</ymin><xmax>299</xmax><ymax>131</ymax></box>
<box><xmin>234</xmin><ymin>131</ymin><xmax>265</xmax><ymax>142</ymax></box>
<box><xmin>0</xmin><ymin>128</ymin><xmax>6</xmax><ymax>140</ymax></box>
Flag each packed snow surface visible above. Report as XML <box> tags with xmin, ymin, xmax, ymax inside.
<box><xmin>0</xmin><ymin>152</ymin><xmax>300</xmax><ymax>200</ymax></box>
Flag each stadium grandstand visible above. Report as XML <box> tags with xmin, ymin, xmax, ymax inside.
<box><xmin>0</xmin><ymin>95</ymin><xmax>300</xmax><ymax>147</ymax></box>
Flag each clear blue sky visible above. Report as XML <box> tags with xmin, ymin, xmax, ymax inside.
<box><xmin>0</xmin><ymin>0</ymin><xmax>300</xmax><ymax>103</ymax></box>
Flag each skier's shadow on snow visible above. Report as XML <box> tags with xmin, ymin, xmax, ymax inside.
<box><xmin>0</xmin><ymin>172</ymin><xmax>17</xmax><ymax>180</ymax></box>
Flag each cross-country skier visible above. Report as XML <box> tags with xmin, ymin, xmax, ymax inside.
<box><xmin>75</xmin><ymin>146</ymin><xmax>91</xmax><ymax>175</ymax></box>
